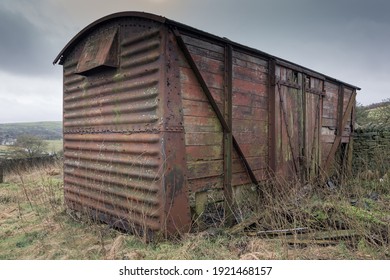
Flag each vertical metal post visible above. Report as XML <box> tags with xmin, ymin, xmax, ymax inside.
<box><xmin>301</xmin><ymin>73</ymin><xmax>307</xmax><ymax>182</ymax></box>
<box><xmin>337</xmin><ymin>84</ymin><xmax>346</xmax><ymax>180</ymax></box>
<box><xmin>223</xmin><ymin>44</ymin><xmax>234</xmax><ymax>226</ymax></box>
<box><xmin>346</xmin><ymin>89</ymin><xmax>357</xmax><ymax>176</ymax></box>
<box><xmin>318</xmin><ymin>81</ymin><xmax>325</xmax><ymax>175</ymax></box>
<box><xmin>337</xmin><ymin>85</ymin><xmax>345</xmax><ymax>139</ymax></box>
<box><xmin>268</xmin><ymin>59</ymin><xmax>277</xmax><ymax>175</ymax></box>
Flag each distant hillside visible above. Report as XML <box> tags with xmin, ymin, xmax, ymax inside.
<box><xmin>0</xmin><ymin>121</ymin><xmax>62</xmax><ymax>144</ymax></box>
<box><xmin>356</xmin><ymin>100</ymin><xmax>390</xmax><ymax>126</ymax></box>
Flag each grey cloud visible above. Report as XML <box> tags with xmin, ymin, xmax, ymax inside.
<box><xmin>0</xmin><ymin>0</ymin><xmax>389</xmax><ymax>124</ymax></box>
<box><xmin>0</xmin><ymin>4</ymin><xmax>60</xmax><ymax>76</ymax></box>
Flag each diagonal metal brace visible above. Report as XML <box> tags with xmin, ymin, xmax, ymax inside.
<box><xmin>172</xmin><ymin>28</ymin><xmax>230</xmax><ymax>133</ymax></box>
<box><xmin>172</xmin><ymin>28</ymin><xmax>259</xmax><ymax>187</ymax></box>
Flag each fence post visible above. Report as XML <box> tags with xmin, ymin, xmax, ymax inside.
<box><xmin>0</xmin><ymin>162</ymin><xmax>3</xmax><ymax>184</ymax></box>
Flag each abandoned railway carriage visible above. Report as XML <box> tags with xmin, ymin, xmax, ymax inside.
<box><xmin>54</xmin><ymin>12</ymin><xmax>360</xmax><ymax>237</ymax></box>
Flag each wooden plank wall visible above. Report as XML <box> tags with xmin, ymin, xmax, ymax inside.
<box><xmin>177</xmin><ymin>33</ymin><xmax>355</xmax><ymax>188</ymax></box>
<box><xmin>273</xmin><ymin>65</ymin><xmax>304</xmax><ymax>179</ymax></box>
<box><xmin>304</xmin><ymin>78</ymin><xmax>322</xmax><ymax>177</ymax></box>
<box><xmin>321</xmin><ymin>81</ymin><xmax>339</xmax><ymax>167</ymax></box>
<box><xmin>321</xmin><ymin>81</ymin><xmax>354</xmax><ymax>170</ymax></box>
<box><xmin>179</xmin><ymin>35</ymin><xmax>225</xmax><ymax>193</ymax></box>
<box><xmin>178</xmin><ymin>34</ymin><xmax>270</xmax><ymax>193</ymax></box>
<box><xmin>231</xmin><ymin>51</ymin><xmax>269</xmax><ymax>186</ymax></box>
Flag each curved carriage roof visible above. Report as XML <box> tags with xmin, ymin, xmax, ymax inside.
<box><xmin>53</xmin><ymin>11</ymin><xmax>360</xmax><ymax>90</ymax></box>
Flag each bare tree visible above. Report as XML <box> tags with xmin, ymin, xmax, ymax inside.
<box><xmin>13</xmin><ymin>134</ymin><xmax>49</xmax><ymax>158</ymax></box>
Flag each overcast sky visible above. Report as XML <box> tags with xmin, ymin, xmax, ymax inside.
<box><xmin>0</xmin><ymin>0</ymin><xmax>389</xmax><ymax>123</ymax></box>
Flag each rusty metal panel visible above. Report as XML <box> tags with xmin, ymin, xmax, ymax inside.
<box><xmin>268</xmin><ymin>59</ymin><xmax>277</xmax><ymax>174</ymax></box>
<box><xmin>61</xmin><ymin>19</ymin><xmax>169</xmax><ymax>237</ymax></box>
<box><xmin>161</xmin><ymin>31</ymin><xmax>192</xmax><ymax>234</ymax></box>
<box><xmin>75</xmin><ymin>27</ymin><xmax>118</xmax><ymax>74</ymax></box>
<box><xmin>63</xmin><ymin>133</ymin><xmax>164</xmax><ymax>231</ymax></box>
<box><xmin>63</xmin><ymin>28</ymin><xmax>162</xmax><ymax>133</ymax></box>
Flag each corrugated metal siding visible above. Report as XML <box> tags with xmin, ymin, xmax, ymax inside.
<box><xmin>63</xmin><ymin>28</ymin><xmax>162</xmax><ymax>132</ymax></box>
<box><xmin>63</xmin><ymin>133</ymin><xmax>163</xmax><ymax>230</ymax></box>
<box><xmin>62</xmin><ymin>22</ymin><xmax>165</xmax><ymax>232</ymax></box>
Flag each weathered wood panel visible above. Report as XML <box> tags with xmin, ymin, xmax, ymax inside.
<box><xmin>232</xmin><ymin>106</ymin><xmax>268</xmax><ymax>120</ymax></box>
<box><xmin>179</xmin><ymin>35</ymin><xmax>225</xmax><ymax>187</ymax></box>
<box><xmin>232</xmin><ymin>169</ymin><xmax>268</xmax><ymax>186</ymax></box>
<box><xmin>181</xmin><ymin>83</ymin><xmax>224</xmax><ymax>104</ymax></box>
<box><xmin>182</xmin><ymin>99</ymin><xmax>218</xmax><ymax>117</ymax></box>
<box><xmin>187</xmin><ymin>160</ymin><xmax>224</xmax><ymax>179</ymax></box>
<box><xmin>232</xmin><ymin>91</ymin><xmax>268</xmax><ymax>109</ymax></box>
<box><xmin>188</xmin><ymin>176</ymin><xmax>224</xmax><ymax>193</ymax></box>
<box><xmin>233</xmin><ymin>157</ymin><xmax>268</xmax><ymax>172</ymax></box>
<box><xmin>233</xmin><ymin>79</ymin><xmax>268</xmax><ymax>96</ymax></box>
<box><xmin>186</xmin><ymin>145</ymin><xmax>223</xmax><ymax>162</ymax></box>
<box><xmin>305</xmin><ymin>80</ymin><xmax>322</xmax><ymax>177</ymax></box>
<box><xmin>180</xmin><ymin>67</ymin><xmax>224</xmax><ymax>93</ymax></box>
<box><xmin>322</xmin><ymin>81</ymin><xmax>339</xmax><ymax>127</ymax></box>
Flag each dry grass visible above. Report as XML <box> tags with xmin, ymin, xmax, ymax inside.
<box><xmin>0</xmin><ymin>161</ymin><xmax>389</xmax><ymax>260</ymax></box>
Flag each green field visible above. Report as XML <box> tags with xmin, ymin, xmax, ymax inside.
<box><xmin>0</xmin><ymin>121</ymin><xmax>62</xmax><ymax>158</ymax></box>
<box><xmin>44</xmin><ymin>140</ymin><xmax>63</xmax><ymax>154</ymax></box>
<box><xmin>0</xmin><ymin>145</ymin><xmax>12</xmax><ymax>159</ymax></box>
<box><xmin>0</xmin><ymin>140</ymin><xmax>62</xmax><ymax>159</ymax></box>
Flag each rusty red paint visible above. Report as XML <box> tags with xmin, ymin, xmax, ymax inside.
<box><xmin>55</xmin><ymin>12</ymin><xmax>359</xmax><ymax>237</ymax></box>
